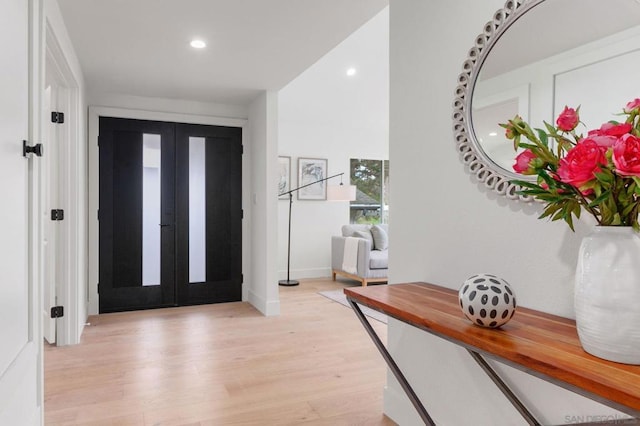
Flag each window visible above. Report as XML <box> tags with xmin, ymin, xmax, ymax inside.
<box><xmin>350</xmin><ymin>159</ymin><xmax>389</xmax><ymax>224</ymax></box>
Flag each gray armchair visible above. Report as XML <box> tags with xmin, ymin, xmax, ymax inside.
<box><xmin>331</xmin><ymin>224</ymin><xmax>388</xmax><ymax>286</ymax></box>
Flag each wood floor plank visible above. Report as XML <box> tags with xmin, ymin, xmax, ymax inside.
<box><xmin>45</xmin><ymin>278</ymin><xmax>395</xmax><ymax>425</ymax></box>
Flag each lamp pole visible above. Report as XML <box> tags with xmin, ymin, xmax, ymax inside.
<box><xmin>278</xmin><ymin>173</ymin><xmax>345</xmax><ymax>286</ymax></box>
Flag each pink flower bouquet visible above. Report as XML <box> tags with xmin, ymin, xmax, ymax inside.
<box><xmin>500</xmin><ymin>99</ymin><xmax>640</xmax><ymax>230</ymax></box>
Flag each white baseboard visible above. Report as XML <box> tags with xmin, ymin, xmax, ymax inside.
<box><xmin>247</xmin><ymin>289</ymin><xmax>280</xmax><ymax>316</ymax></box>
<box><xmin>383</xmin><ymin>384</ymin><xmax>424</xmax><ymax>426</ymax></box>
<box><xmin>277</xmin><ymin>267</ymin><xmax>331</xmax><ymax>280</ymax></box>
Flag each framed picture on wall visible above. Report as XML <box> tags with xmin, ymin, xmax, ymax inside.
<box><xmin>297</xmin><ymin>157</ymin><xmax>328</xmax><ymax>200</ymax></box>
<box><xmin>278</xmin><ymin>156</ymin><xmax>291</xmax><ymax>199</ymax></box>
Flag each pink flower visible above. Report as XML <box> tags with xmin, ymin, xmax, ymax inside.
<box><xmin>557</xmin><ymin>140</ymin><xmax>607</xmax><ymax>188</ymax></box>
<box><xmin>582</xmin><ymin>134</ymin><xmax>617</xmax><ymax>148</ymax></box>
<box><xmin>613</xmin><ymin>134</ymin><xmax>640</xmax><ymax>177</ymax></box>
<box><xmin>624</xmin><ymin>98</ymin><xmax>640</xmax><ymax>113</ymax></box>
<box><xmin>513</xmin><ymin>149</ymin><xmax>536</xmax><ymax>175</ymax></box>
<box><xmin>584</xmin><ymin>122</ymin><xmax>632</xmax><ymax>148</ymax></box>
<box><xmin>556</xmin><ymin>106</ymin><xmax>580</xmax><ymax>132</ymax></box>
<box><xmin>591</xmin><ymin>122</ymin><xmax>633</xmax><ymax>137</ymax></box>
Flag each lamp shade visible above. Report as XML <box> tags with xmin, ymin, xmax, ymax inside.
<box><xmin>327</xmin><ymin>184</ymin><xmax>356</xmax><ymax>201</ymax></box>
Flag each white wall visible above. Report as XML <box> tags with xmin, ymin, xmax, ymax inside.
<box><xmin>387</xmin><ymin>1</ymin><xmax>627</xmax><ymax>425</ymax></box>
<box><xmin>248</xmin><ymin>91</ymin><xmax>280</xmax><ymax>316</ymax></box>
<box><xmin>87</xmin><ymin>92</ymin><xmax>248</xmax><ymax>119</ymax></box>
<box><xmin>277</xmin><ymin>7</ymin><xmax>389</xmax><ymax>280</ymax></box>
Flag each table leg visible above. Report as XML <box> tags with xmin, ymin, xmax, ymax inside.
<box><xmin>347</xmin><ymin>298</ymin><xmax>436</xmax><ymax>425</ymax></box>
<box><xmin>467</xmin><ymin>350</ymin><xmax>541</xmax><ymax>426</ymax></box>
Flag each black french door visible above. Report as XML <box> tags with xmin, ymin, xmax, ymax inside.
<box><xmin>98</xmin><ymin>117</ymin><xmax>242</xmax><ymax>313</ymax></box>
<box><xmin>175</xmin><ymin>123</ymin><xmax>243</xmax><ymax>306</ymax></box>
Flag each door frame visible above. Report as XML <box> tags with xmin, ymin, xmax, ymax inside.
<box><xmin>87</xmin><ymin>106</ymin><xmax>248</xmax><ymax>315</ymax></box>
<box><xmin>42</xmin><ymin>21</ymin><xmax>83</xmax><ymax>346</ymax></box>
<box><xmin>42</xmin><ymin>60</ymin><xmax>66</xmax><ymax>344</ymax></box>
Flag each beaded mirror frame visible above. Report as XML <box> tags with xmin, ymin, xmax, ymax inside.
<box><xmin>452</xmin><ymin>0</ymin><xmax>545</xmax><ymax>202</ymax></box>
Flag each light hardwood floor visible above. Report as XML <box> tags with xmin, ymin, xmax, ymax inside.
<box><xmin>44</xmin><ymin>278</ymin><xmax>395</xmax><ymax>425</ymax></box>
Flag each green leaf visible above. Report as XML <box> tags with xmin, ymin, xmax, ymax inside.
<box><xmin>625</xmin><ymin>181</ymin><xmax>637</xmax><ymax>197</ymax></box>
<box><xmin>516</xmin><ymin>143</ymin><xmax>540</xmax><ymax>151</ymax></box>
<box><xmin>544</xmin><ymin>121</ymin><xmax>556</xmax><ymax>135</ymax></box>
<box><xmin>537</xmin><ymin>172</ymin><xmax>559</xmax><ymax>190</ymax></box>
<box><xmin>612</xmin><ymin>213</ymin><xmax>622</xmax><ymax>225</ymax></box>
<box><xmin>536</xmin><ymin>128</ymin><xmax>549</xmax><ymax>147</ymax></box>
<box><xmin>565</xmin><ymin>212</ymin><xmax>575</xmax><ymax>231</ymax></box>
<box><xmin>601</xmin><ymin>203</ymin><xmax>614</xmax><ymax>225</ymax></box>
<box><xmin>594</xmin><ymin>170</ymin><xmax>614</xmax><ymax>185</ymax></box>
<box><xmin>539</xmin><ymin>204</ymin><xmax>562</xmax><ymax>219</ymax></box>
<box><xmin>572</xmin><ymin>202</ymin><xmax>582</xmax><ymax>219</ymax></box>
<box><xmin>551</xmin><ymin>208</ymin><xmax>565</xmax><ymax>221</ymax></box>
<box><xmin>622</xmin><ymin>202</ymin><xmax>637</xmax><ymax>217</ymax></box>
<box><xmin>588</xmin><ymin>190</ymin><xmax>611</xmax><ymax>207</ymax></box>
<box><xmin>511</xmin><ymin>180</ymin><xmax>543</xmax><ymax>190</ymax></box>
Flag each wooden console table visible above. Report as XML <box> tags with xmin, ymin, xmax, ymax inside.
<box><xmin>345</xmin><ymin>282</ymin><xmax>640</xmax><ymax>426</ymax></box>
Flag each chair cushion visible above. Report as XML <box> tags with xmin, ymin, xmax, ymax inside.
<box><xmin>371</xmin><ymin>224</ymin><xmax>389</xmax><ymax>250</ymax></box>
<box><xmin>369</xmin><ymin>250</ymin><xmax>388</xmax><ymax>269</ymax></box>
<box><xmin>342</xmin><ymin>224</ymin><xmax>371</xmax><ymax>237</ymax></box>
<box><xmin>352</xmin><ymin>230</ymin><xmax>374</xmax><ymax>247</ymax></box>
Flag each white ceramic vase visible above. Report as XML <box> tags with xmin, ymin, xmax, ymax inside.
<box><xmin>575</xmin><ymin>226</ymin><xmax>640</xmax><ymax>364</ymax></box>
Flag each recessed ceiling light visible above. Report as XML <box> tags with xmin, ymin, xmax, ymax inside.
<box><xmin>190</xmin><ymin>39</ymin><xmax>206</xmax><ymax>49</ymax></box>
<box><xmin>489</xmin><ymin>132</ymin><xmax>498</xmax><ymax>136</ymax></box>
<box><xmin>346</xmin><ymin>67</ymin><xmax>357</xmax><ymax>77</ymax></box>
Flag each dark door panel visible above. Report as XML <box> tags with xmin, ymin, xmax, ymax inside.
<box><xmin>99</xmin><ymin>117</ymin><xmax>176</xmax><ymax>313</ymax></box>
<box><xmin>175</xmin><ymin>124</ymin><xmax>243</xmax><ymax>305</ymax></box>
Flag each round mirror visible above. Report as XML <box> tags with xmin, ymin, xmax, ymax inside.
<box><xmin>453</xmin><ymin>0</ymin><xmax>640</xmax><ymax>200</ymax></box>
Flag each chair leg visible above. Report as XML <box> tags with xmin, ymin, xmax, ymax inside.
<box><xmin>332</xmin><ymin>270</ymin><xmax>337</xmax><ymax>281</ymax></box>
<box><xmin>362</xmin><ymin>279</ymin><xmax>368</xmax><ymax>287</ymax></box>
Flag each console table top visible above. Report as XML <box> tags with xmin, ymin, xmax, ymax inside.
<box><xmin>344</xmin><ymin>282</ymin><xmax>640</xmax><ymax>415</ymax></box>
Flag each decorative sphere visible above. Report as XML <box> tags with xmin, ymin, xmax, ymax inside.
<box><xmin>459</xmin><ymin>274</ymin><xmax>516</xmax><ymax>328</ymax></box>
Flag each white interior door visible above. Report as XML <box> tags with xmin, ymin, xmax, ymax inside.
<box><xmin>0</xmin><ymin>0</ymin><xmax>42</xmax><ymax>424</ymax></box>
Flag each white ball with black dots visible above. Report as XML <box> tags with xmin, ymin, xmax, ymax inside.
<box><xmin>458</xmin><ymin>274</ymin><xmax>516</xmax><ymax>328</ymax></box>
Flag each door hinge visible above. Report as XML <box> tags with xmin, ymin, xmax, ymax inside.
<box><xmin>241</xmin><ymin>145</ymin><xmax>244</xmax><ymax>155</ymax></box>
<box><xmin>241</xmin><ymin>209</ymin><xmax>244</xmax><ymax>219</ymax></box>
<box><xmin>241</xmin><ymin>273</ymin><xmax>244</xmax><ymax>284</ymax></box>
<box><xmin>51</xmin><ymin>111</ymin><xmax>65</xmax><ymax>124</ymax></box>
<box><xmin>51</xmin><ymin>306</ymin><xmax>64</xmax><ymax>318</ymax></box>
<box><xmin>97</xmin><ymin>283</ymin><xmax>100</xmax><ymax>294</ymax></box>
<box><xmin>51</xmin><ymin>209</ymin><xmax>64</xmax><ymax>221</ymax></box>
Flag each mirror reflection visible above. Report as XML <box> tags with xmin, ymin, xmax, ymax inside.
<box><xmin>471</xmin><ymin>0</ymin><xmax>640</xmax><ymax>173</ymax></box>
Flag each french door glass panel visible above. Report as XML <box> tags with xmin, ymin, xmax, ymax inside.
<box><xmin>142</xmin><ymin>133</ymin><xmax>161</xmax><ymax>286</ymax></box>
<box><xmin>189</xmin><ymin>136</ymin><xmax>206</xmax><ymax>284</ymax></box>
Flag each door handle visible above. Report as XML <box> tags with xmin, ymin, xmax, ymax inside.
<box><xmin>23</xmin><ymin>140</ymin><xmax>43</xmax><ymax>157</ymax></box>
<box><xmin>159</xmin><ymin>223</ymin><xmax>172</xmax><ymax>227</ymax></box>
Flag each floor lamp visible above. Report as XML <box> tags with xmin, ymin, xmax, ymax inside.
<box><xmin>279</xmin><ymin>172</ymin><xmax>356</xmax><ymax>286</ymax></box>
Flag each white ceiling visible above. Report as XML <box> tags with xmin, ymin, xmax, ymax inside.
<box><xmin>55</xmin><ymin>0</ymin><xmax>389</xmax><ymax>105</ymax></box>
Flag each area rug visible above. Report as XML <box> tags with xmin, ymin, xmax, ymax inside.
<box><xmin>318</xmin><ymin>289</ymin><xmax>388</xmax><ymax>324</ymax></box>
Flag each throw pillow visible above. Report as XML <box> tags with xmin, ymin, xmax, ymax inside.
<box><xmin>352</xmin><ymin>230</ymin><xmax>374</xmax><ymax>247</ymax></box>
<box><xmin>370</xmin><ymin>224</ymin><xmax>388</xmax><ymax>250</ymax></box>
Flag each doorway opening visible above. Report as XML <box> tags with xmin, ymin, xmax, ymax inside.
<box><xmin>98</xmin><ymin>117</ymin><xmax>243</xmax><ymax>313</ymax></box>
